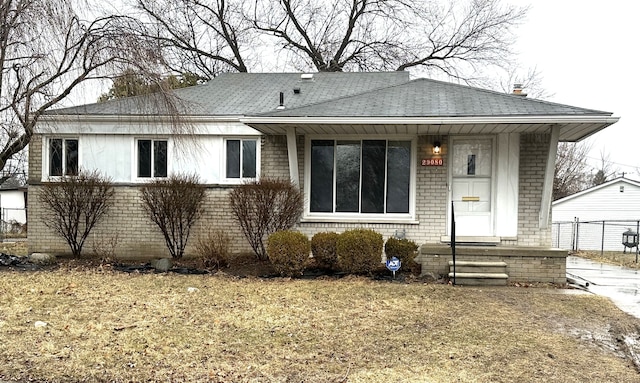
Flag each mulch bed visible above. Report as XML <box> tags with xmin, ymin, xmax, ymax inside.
<box><xmin>0</xmin><ymin>251</ymin><xmax>423</xmax><ymax>282</ymax></box>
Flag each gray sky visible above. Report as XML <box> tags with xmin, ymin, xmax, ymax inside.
<box><xmin>509</xmin><ymin>0</ymin><xmax>638</xmax><ymax>177</ymax></box>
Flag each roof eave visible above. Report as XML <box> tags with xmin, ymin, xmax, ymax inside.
<box><xmin>241</xmin><ymin>115</ymin><xmax>618</xmax><ymax>125</ymax></box>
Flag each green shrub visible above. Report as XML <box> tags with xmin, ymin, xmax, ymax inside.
<box><xmin>267</xmin><ymin>230</ymin><xmax>311</xmax><ymax>277</ymax></box>
<box><xmin>311</xmin><ymin>232</ymin><xmax>339</xmax><ymax>270</ymax></box>
<box><xmin>195</xmin><ymin>229</ymin><xmax>230</xmax><ymax>269</ymax></box>
<box><xmin>385</xmin><ymin>237</ymin><xmax>419</xmax><ymax>274</ymax></box>
<box><xmin>336</xmin><ymin>229</ymin><xmax>384</xmax><ymax>274</ymax></box>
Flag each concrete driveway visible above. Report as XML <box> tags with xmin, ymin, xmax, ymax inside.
<box><xmin>566</xmin><ymin>256</ymin><xmax>640</xmax><ymax>319</ymax></box>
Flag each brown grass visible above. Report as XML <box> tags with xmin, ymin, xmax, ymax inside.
<box><xmin>577</xmin><ymin>250</ymin><xmax>640</xmax><ymax>270</ymax></box>
<box><xmin>1</xmin><ymin>263</ymin><xmax>640</xmax><ymax>382</ymax></box>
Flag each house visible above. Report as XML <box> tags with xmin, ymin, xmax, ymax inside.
<box><xmin>552</xmin><ymin>177</ymin><xmax>640</xmax><ymax>252</ymax></box>
<box><xmin>0</xmin><ymin>176</ymin><xmax>27</xmax><ymax>232</ymax></box>
<box><xmin>28</xmin><ymin>72</ymin><xmax>619</xmax><ymax>283</ymax></box>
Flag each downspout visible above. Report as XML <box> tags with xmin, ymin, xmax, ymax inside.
<box><xmin>286</xmin><ymin>127</ymin><xmax>300</xmax><ymax>187</ymax></box>
<box><xmin>539</xmin><ymin>125</ymin><xmax>560</xmax><ymax>229</ymax></box>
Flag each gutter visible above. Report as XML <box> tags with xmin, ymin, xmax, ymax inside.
<box><xmin>240</xmin><ymin>115</ymin><xmax>620</xmax><ymax>125</ymax></box>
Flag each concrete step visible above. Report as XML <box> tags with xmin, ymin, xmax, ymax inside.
<box><xmin>448</xmin><ymin>272</ymin><xmax>509</xmax><ymax>286</ymax></box>
<box><xmin>448</xmin><ymin>262</ymin><xmax>509</xmax><ymax>285</ymax></box>
<box><xmin>448</xmin><ymin>261</ymin><xmax>507</xmax><ymax>274</ymax></box>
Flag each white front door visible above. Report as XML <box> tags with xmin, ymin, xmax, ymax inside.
<box><xmin>450</xmin><ymin>138</ymin><xmax>493</xmax><ymax>236</ymax></box>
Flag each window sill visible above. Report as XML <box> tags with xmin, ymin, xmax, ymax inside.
<box><xmin>301</xmin><ymin>215</ymin><xmax>419</xmax><ymax>225</ymax></box>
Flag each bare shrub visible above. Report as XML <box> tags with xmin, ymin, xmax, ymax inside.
<box><xmin>91</xmin><ymin>232</ymin><xmax>120</xmax><ymax>263</ymax></box>
<box><xmin>39</xmin><ymin>170</ymin><xmax>114</xmax><ymax>257</ymax></box>
<box><xmin>229</xmin><ymin>178</ymin><xmax>303</xmax><ymax>260</ymax></box>
<box><xmin>194</xmin><ymin>229</ymin><xmax>230</xmax><ymax>269</ymax></box>
<box><xmin>140</xmin><ymin>174</ymin><xmax>206</xmax><ymax>259</ymax></box>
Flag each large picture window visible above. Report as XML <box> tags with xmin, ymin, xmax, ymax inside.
<box><xmin>310</xmin><ymin>139</ymin><xmax>412</xmax><ymax>215</ymax></box>
<box><xmin>49</xmin><ymin>138</ymin><xmax>78</xmax><ymax>177</ymax></box>
<box><xmin>137</xmin><ymin>139</ymin><xmax>167</xmax><ymax>178</ymax></box>
<box><xmin>226</xmin><ymin>139</ymin><xmax>257</xmax><ymax>179</ymax></box>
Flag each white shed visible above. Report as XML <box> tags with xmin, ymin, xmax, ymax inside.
<box><xmin>552</xmin><ymin>177</ymin><xmax>640</xmax><ymax>251</ymax></box>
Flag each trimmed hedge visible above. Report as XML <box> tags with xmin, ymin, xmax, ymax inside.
<box><xmin>385</xmin><ymin>237</ymin><xmax>419</xmax><ymax>274</ymax></box>
<box><xmin>311</xmin><ymin>232</ymin><xmax>339</xmax><ymax>270</ymax></box>
<box><xmin>336</xmin><ymin>229</ymin><xmax>384</xmax><ymax>274</ymax></box>
<box><xmin>267</xmin><ymin>230</ymin><xmax>311</xmax><ymax>277</ymax></box>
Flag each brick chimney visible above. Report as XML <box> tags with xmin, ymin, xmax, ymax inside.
<box><xmin>512</xmin><ymin>83</ymin><xmax>527</xmax><ymax>97</ymax></box>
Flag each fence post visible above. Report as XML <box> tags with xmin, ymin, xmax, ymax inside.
<box><xmin>601</xmin><ymin>221</ymin><xmax>605</xmax><ymax>256</ymax></box>
<box><xmin>575</xmin><ymin>218</ymin><xmax>580</xmax><ymax>252</ymax></box>
<box><xmin>636</xmin><ymin>221</ymin><xmax>640</xmax><ymax>263</ymax></box>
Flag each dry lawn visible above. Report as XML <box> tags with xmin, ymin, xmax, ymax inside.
<box><xmin>577</xmin><ymin>250</ymin><xmax>640</xmax><ymax>270</ymax></box>
<box><xmin>1</xmin><ymin>260</ymin><xmax>640</xmax><ymax>383</ymax></box>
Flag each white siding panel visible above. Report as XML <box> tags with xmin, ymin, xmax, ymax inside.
<box><xmin>0</xmin><ymin>190</ymin><xmax>26</xmax><ymax>223</ymax></box>
<box><xmin>82</xmin><ymin>135</ymin><xmax>132</xmax><ymax>182</ymax></box>
<box><xmin>495</xmin><ymin>133</ymin><xmax>519</xmax><ymax>236</ymax></box>
<box><xmin>172</xmin><ymin>136</ymin><xmax>222</xmax><ymax>184</ymax></box>
<box><xmin>553</xmin><ymin>181</ymin><xmax>640</xmax><ymax>222</ymax></box>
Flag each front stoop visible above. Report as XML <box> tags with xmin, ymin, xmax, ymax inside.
<box><xmin>448</xmin><ymin>261</ymin><xmax>508</xmax><ymax>286</ymax></box>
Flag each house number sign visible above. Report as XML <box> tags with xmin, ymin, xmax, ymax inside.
<box><xmin>422</xmin><ymin>158</ymin><xmax>443</xmax><ymax>166</ymax></box>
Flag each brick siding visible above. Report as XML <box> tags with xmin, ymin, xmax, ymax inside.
<box><xmin>28</xmin><ymin>132</ymin><xmax>554</xmax><ymax>270</ymax></box>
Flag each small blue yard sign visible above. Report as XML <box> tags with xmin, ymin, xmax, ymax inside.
<box><xmin>386</xmin><ymin>256</ymin><xmax>401</xmax><ymax>278</ymax></box>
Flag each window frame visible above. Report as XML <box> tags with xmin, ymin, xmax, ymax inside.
<box><xmin>44</xmin><ymin>136</ymin><xmax>80</xmax><ymax>178</ymax></box>
<box><xmin>221</xmin><ymin>137</ymin><xmax>260</xmax><ymax>184</ymax></box>
<box><xmin>303</xmin><ymin>135</ymin><xmax>417</xmax><ymax>223</ymax></box>
<box><xmin>134</xmin><ymin>138</ymin><xmax>170</xmax><ymax>180</ymax></box>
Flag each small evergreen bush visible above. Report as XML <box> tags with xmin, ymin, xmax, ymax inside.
<box><xmin>195</xmin><ymin>229</ymin><xmax>231</xmax><ymax>269</ymax></box>
<box><xmin>267</xmin><ymin>230</ymin><xmax>311</xmax><ymax>277</ymax></box>
<box><xmin>385</xmin><ymin>237</ymin><xmax>419</xmax><ymax>274</ymax></box>
<box><xmin>311</xmin><ymin>232</ymin><xmax>339</xmax><ymax>270</ymax></box>
<box><xmin>336</xmin><ymin>229</ymin><xmax>383</xmax><ymax>274</ymax></box>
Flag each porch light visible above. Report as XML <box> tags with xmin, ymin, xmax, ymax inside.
<box><xmin>433</xmin><ymin>141</ymin><xmax>441</xmax><ymax>155</ymax></box>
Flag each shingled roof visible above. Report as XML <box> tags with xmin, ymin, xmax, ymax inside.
<box><xmin>45</xmin><ymin>72</ymin><xmax>618</xmax><ymax>141</ymax></box>
<box><xmin>47</xmin><ymin>72</ymin><xmax>411</xmax><ymax>116</ymax></box>
<box><xmin>260</xmin><ymin>77</ymin><xmax>612</xmax><ymax>118</ymax></box>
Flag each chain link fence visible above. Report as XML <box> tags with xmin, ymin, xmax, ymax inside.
<box><xmin>553</xmin><ymin>219</ymin><xmax>640</xmax><ymax>254</ymax></box>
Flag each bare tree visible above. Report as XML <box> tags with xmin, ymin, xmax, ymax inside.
<box><xmin>0</xmin><ymin>0</ymin><xmax>173</xmax><ymax>179</ymax></box>
<box><xmin>128</xmin><ymin>0</ymin><xmax>526</xmax><ymax>79</ymax></box>
<box><xmin>130</xmin><ymin>0</ymin><xmax>252</xmax><ymax>80</ymax></box>
<box><xmin>591</xmin><ymin>149</ymin><xmax>618</xmax><ymax>186</ymax></box>
<box><xmin>38</xmin><ymin>170</ymin><xmax>115</xmax><ymax>257</ymax></box>
<box><xmin>249</xmin><ymin>0</ymin><xmax>527</xmax><ymax>76</ymax></box>
<box><xmin>554</xmin><ymin>142</ymin><xmax>592</xmax><ymax>200</ymax></box>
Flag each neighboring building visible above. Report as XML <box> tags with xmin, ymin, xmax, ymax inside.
<box><xmin>0</xmin><ymin>176</ymin><xmax>27</xmax><ymax>236</ymax></box>
<box><xmin>28</xmin><ymin>72</ymin><xmax>619</xmax><ymax>282</ymax></box>
<box><xmin>552</xmin><ymin>177</ymin><xmax>640</xmax><ymax>251</ymax></box>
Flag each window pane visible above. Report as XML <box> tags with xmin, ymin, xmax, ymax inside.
<box><xmin>242</xmin><ymin>140</ymin><xmax>257</xmax><ymax>178</ymax></box>
<box><xmin>336</xmin><ymin>141</ymin><xmax>360</xmax><ymax>212</ymax></box>
<box><xmin>386</xmin><ymin>141</ymin><xmax>411</xmax><ymax>213</ymax></box>
<box><xmin>65</xmin><ymin>139</ymin><xmax>79</xmax><ymax>176</ymax></box>
<box><xmin>361</xmin><ymin>140</ymin><xmax>386</xmax><ymax>213</ymax></box>
<box><xmin>138</xmin><ymin>140</ymin><xmax>152</xmax><ymax>178</ymax></box>
<box><xmin>49</xmin><ymin>139</ymin><xmax>63</xmax><ymax>176</ymax></box>
<box><xmin>226</xmin><ymin>140</ymin><xmax>240</xmax><ymax>178</ymax></box>
<box><xmin>154</xmin><ymin>140</ymin><xmax>168</xmax><ymax>177</ymax></box>
<box><xmin>310</xmin><ymin>140</ymin><xmax>334</xmax><ymax>212</ymax></box>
